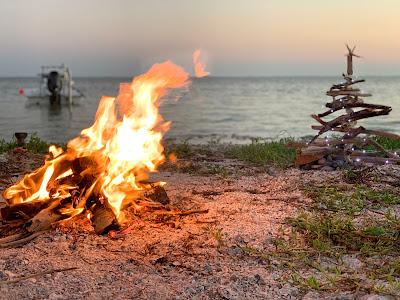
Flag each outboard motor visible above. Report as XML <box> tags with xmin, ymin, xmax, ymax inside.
<box><xmin>47</xmin><ymin>71</ymin><xmax>62</xmax><ymax>103</ymax></box>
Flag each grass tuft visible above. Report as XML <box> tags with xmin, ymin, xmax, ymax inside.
<box><xmin>288</xmin><ymin>211</ymin><xmax>399</xmax><ymax>256</ymax></box>
<box><xmin>304</xmin><ymin>185</ymin><xmax>400</xmax><ymax>213</ymax></box>
<box><xmin>229</xmin><ymin>138</ymin><xmax>296</xmax><ymax>168</ymax></box>
<box><xmin>0</xmin><ymin>134</ymin><xmax>51</xmax><ymax>154</ymax></box>
<box><xmin>371</xmin><ymin>136</ymin><xmax>400</xmax><ymax>151</ymax></box>
<box><xmin>26</xmin><ymin>134</ymin><xmax>50</xmax><ymax>153</ymax></box>
<box><xmin>165</xmin><ymin>140</ymin><xmax>193</xmax><ymax>158</ymax></box>
<box><xmin>0</xmin><ymin>139</ymin><xmax>17</xmax><ymax>153</ymax></box>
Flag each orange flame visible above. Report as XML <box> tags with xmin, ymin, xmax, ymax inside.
<box><xmin>3</xmin><ymin>61</ymin><xmax>189</xmax><ymax>220</ymax></box>
<box><xmin>192</xmin><ymin>49</ymin><xmax>209</xmax><ymax>78</ymax></box>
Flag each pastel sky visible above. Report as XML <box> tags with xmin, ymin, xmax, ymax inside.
<box><xmin>1</xmin><ymin>0</ymin><xmax>399</xmax><ymax>76</ymax></box>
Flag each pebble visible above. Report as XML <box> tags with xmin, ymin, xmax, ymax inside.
<box><xmin>336</xmin><ymin>160</ymin><xmax>345</xmax><ymax>167</ymax></box>
<box><xmin>321</xmin><ymin>166</ymin><xmax>334</xmax><ymax>171</ymax></box>
<box><xmin>0</xmin><ymin>154</ymin><xmax>7</xmax><ymax>163</ymax></box>
<box><xmin>311</xmin><ymin>164</ymin><xmax>323</xmax><ymax>169</ymax></box>
<box><xmin>48</xmin><ymin>293</ymin><xmax>65</xmax><ymax>300</ymax></box>
<box><xmin>172</xmin><ymin>261</ymin><xmax>181</xmax><ymax>267</ymax></box>
<box><xmin>359</xmin><ymin>295</ymin><xmax>394</xmax><ymax>300</ymax></box>
<box><xmin>302</xmin><ymin>291</ymin><xmax>321</xmax><ymax>300</ymax></box>
<box><xmin>342</xmin><ymin>255</ymin><xmax>364</xmax><ymax>270</ymax></box>
<box><xmin>254</xmin><ymin>274</ymin><xmax>265</xmax><ymax>286</ymax></box>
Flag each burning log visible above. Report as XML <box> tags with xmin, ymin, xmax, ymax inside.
<box><xmin>143</xmin><ymin>182</ymin><xmax>170</xmax><ymax>205</ymax></box>
<box><xmin>91</xmin><ymin>203</ymin><xmax>119</xmax><ymax>235</ymax></box>
<box><xmin>1</xmin><ymin>200</ymin><xmax>51</xmax><ymax>221</ymax></box>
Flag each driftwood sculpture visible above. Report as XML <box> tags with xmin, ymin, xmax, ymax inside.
<box><xmin>296</xmin><ymin>45</ymin><xmax>400</xmax><ymax>169</ymax></box>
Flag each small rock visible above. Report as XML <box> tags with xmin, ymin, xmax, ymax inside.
<box><xmin>359</xmin><ymin>295</ymin><xmax>394</xmax><ymax>300</ymax></box>
<box><xmin>0</xmin><ymin>271</ymin><xmax>7</xmax><ymax>280</ymax></box>
<box><xmin>311</xmin><ymin>164</ymin><xmax>323</xmax><ymax>169</ymax></box>
<box><xmin>336</xmin><ymin>160</ymin><xmax>345</xmax><ymax>167</ymax></box>
<box><xmin>58</xmin><ymin>235</ymin><xmax>67</xmax><ymax>242</ymax></box>
<box><xmin>172</xmin><ymin>261</ymin><xmax>181</xmax><ymax>267</ymax></box>
<box><xmin>302</xmin><ymin>291</ymin><xmax>321</xmax><ymax>300</ymax></box>
<box><xmin>342</xmin><ymin>255</ymin><xmax>364</xmax><ymax>270</ymax></box>
<box><xmin>321</xmin><ymin>166</ymin><xmax>334</xmax><ymax>171</ymax></box>
<box><xmin>3</xmin><ymin>270</ymin><xmax>17</xmax><ymax>278</ymax></box>
<box><xmin>0</xmin><ymin>154</ymin><xmax>7</xmax><ymax>163</ymax></box>
<box><xmin>318</xmin><ymin>158</ymin><xmax>327</xmax><ymax>165</ymax></box>
<box><xmin>48</xmin><ymin>293</ymin><xmax>65</xmax><ymax>300</ymax></box>
<box><xmin>152</xmin><ymin>256</ymin><xmax>168</xmax><ymax>265</ymax></box>
<box><xmin>254</xmin><ymin>274</ymin><xmax>265</xmax><ymax>286</ymax></box>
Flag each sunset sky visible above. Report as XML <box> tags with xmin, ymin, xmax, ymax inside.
<box><xmin>1</xmin><ymin>0</ymin><xmax>400</xmax><ymax>76</ymax></box>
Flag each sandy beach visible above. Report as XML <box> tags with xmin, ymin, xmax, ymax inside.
<box><xmin>0</xmin><ymin>145</ymin><xmax>399</xmax><ymax>299</ymax></box>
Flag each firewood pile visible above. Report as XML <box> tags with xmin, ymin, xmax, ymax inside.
<box><xmin>0</xmin><ymin>153</ymin><xmax>171</xmax><ymax>248</ymax></box>
<box><xmin>296</xmin><ymin>45</ymin><xmax>400</xmax><ymax>170</ymax></box>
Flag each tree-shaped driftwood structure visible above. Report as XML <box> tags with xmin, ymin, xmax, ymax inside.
<box><xmin>296</xmin><ymin>45</ymin><xmax>400</xmax><ymax>169</ymax></box>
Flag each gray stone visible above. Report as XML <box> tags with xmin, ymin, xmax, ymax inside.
<box><xmin>0</xmin><ymin>154</ymin><xmax>7</xmax><ymax>163</ymax></box>
<box><xmin>302</xmin><ymin>291</ymin><xmax>321</xmax><ymax>300</ymax></box>
<box><xmin>311</xmin><ymin>164</ymin><xmax>323</xmax><ymax>169</ymax></box>
<box><xmin>336</xmin><ymin>160</ymin><xmax>345</xmax><ymax>167</ymax></box>
<box><xmin>359</xmin><ymin>295</ymin><xmax>394</xmax><ymax>300</ymax></box>
<box><xmin>321</xmin><ymin>166</ymin><xmax>334</xmax><ymax>171</ymax></box>
<box><xmin>342</xmin><ymin>255</ymin><xmax>364</xmax><ymax>270</ymax></box>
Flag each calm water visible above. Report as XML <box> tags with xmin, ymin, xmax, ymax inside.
<box><xmin>0</xmin><ymin>77</ymin><xmax>399</xmax><ymax>143</ymax></box>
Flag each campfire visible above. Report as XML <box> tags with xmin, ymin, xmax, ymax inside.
<box><xmin>1</xmin><ymin>61</ymin><xmax>189</xmax><ymax>242</ymax></box>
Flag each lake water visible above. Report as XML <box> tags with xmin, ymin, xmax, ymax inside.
<box><xmin>0</xmin><ymin>76</ymin><xmax>399</xmax><ymax>144</ymax></box>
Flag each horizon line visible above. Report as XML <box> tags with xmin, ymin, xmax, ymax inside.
<box><xmin>2</xmin><ymin>74</ymin><xmax>400</xmax><ymax>79</ymax></box>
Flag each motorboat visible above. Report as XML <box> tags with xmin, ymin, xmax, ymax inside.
<box><xmin>20</xmin><ymin>64</ymin><xmax>84</xmax><ymax>104</ymax></box>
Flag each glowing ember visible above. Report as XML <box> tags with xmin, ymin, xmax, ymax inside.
<box><xmin>3</xmin><ymin>61</ymin><xmax>189</xmax><ymax>222</ymax></box>
<box><xmin>192</xmin><ymin>49</ymin><xmax>209</xmax><ymax>78</ymax></box>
